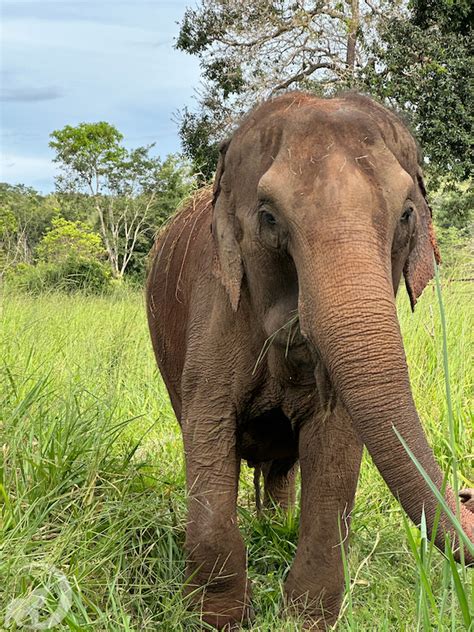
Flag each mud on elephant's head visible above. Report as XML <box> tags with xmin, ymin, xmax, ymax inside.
<box><xmin>212</xmin><ymin>92</ymin><xmax>474</xmax><ymax>560</ymax></box>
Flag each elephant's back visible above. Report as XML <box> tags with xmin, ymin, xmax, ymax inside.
<box><xmin>146</xmin><ymin>188</ymin><xmax>214</xmax><ymax>420</ymax></box>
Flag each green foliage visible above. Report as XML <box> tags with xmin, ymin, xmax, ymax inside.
<box><xmin>431</xmin><ymin>184</ymin><xmax>473</xmax><ymax>268</ymax></box>
<box><xmin>56</xmin><ymin>192</ymin><xmax>95</xmax><ymax>223</ymax></box>
<box><xmin>0</xmin><ymin>204</ymin><xmax>18</xmax><ymax>236</ymax></box>
<box><xmin>435</xmin><ymin>226</ymin><xmax>472</xmax><ymax>269</ymax></box>
<box><xmin>153</xmin><ymin>154</ymin><xmax>195</xmax><ymax>221</ymax></box>
<box><xmin>0</xmin><ymin>183</ymin><xmax>59</xmax><ymax>269</ymax></box>
<box><xmin>179</xmin><ymin>108</ymin><xmax>222</xmax><ymax>181</ymax></box>
<box><xmin>432</xmin><ymin>185</ymin><xmax>473</xmax><ymax>235</ymax></box>
<box><xmin>7</xmin><ymin>218</ymin><xmax>110</xmax><ymax>294</ymax></box>
<box><xmin>361</xmin><ymin>0</ymin><xmax>473</xmax><ymax>183</ymax></box>
<box><xmin>36</xmin><ymin>217</ymin><xmax>105</xmax><ymax>263</ymax></box>
<box><xmin>49</xmin><ymin>122</ymin><xmax>125</xmax><ymax>193</ymax></box>
<box><xmin>410</xmin><ymin>0</ymin><xmax>472</xmax><ymax>34</ymax></box>
<box><xmin>7</xmin><ymin>259</ymin><xmax>111</xmax><ymax>294</ymax></box>
<box><xmin>0</xmin><ymin>206</ymin><xmax>18</xmax><ymax>270</ymax></box>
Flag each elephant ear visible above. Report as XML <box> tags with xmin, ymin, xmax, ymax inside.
<box><xmin>403</xmin><ymin>171</ymin><xmax>441</xmax><ymax>310</ymax></box>
<box><xmin>212</xmin><ymin>138</ymin><xmax>243</xmax><ymax>312</ymax></box>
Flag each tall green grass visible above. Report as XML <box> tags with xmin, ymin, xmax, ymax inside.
<box><xmin>0</xmin><ymin>276</ymin><xmax>472</xmax><ymax>630</ymax></box>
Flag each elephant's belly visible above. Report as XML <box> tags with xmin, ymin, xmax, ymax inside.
<box><xmin>268</xmin><ymin>340</ymin><xmax>317</xmax><ymax>388</ymax></box>
<box><xmin>236</xmin><ymin>407</ymin><xmax>299</xmax><ymax>465</ymax></box>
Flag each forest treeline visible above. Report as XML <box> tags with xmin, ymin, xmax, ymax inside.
<box><xmin>1</xmin><ymin>125</ymin><xmax>195</xmax><ymax>292</ymax></box>
<box><xmin>1</xmin><ymin>0</ymin><xmax>472</xmax><ymax>293</ymax></box>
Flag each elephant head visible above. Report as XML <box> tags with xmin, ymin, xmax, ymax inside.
<box><xmin>211</xmin><ymin>92</ymin><xmax>473</xmax><ymax>560</ymax></box>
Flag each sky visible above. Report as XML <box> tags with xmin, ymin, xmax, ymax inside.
<box><xmin>0</xmin><ymin>0</ymin><xmax>201</xmax><ymax>192</ymax></box>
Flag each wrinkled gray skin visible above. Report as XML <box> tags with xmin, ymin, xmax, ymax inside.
<box><xmin>147</xmin><ymin>92</ymin><xmax>474</xmax><ymax>630</ymax></box>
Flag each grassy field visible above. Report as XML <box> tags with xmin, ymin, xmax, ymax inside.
<box><xmin>1</xmin><ymin>278</ymin><xmax>473</xmax><ymax>631</ymax></box>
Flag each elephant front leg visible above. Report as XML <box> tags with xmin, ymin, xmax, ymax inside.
<box><xmin>182</xmin><ymin>405</ymin><xmax>251</xmax><ymax>630</ymax></box>
<box><xmin>285</xmin><ymin>403</ymin><xmax>363</xmax><ymax>630</ymax></box>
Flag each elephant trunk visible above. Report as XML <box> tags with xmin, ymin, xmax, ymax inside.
<box><xmin>294</xmin><ymin>233</ymin><xmax>474</xmax><ymax>561</ymax></box>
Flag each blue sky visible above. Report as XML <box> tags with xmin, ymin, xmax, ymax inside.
<box><xmin>0</xmin><ymin>0</ymin><xmax>201</xmax><ymax>192</ymax></box>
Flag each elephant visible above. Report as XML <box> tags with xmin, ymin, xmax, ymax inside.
<box><xmin>146</xmin><ymin>92</ymin><xmax>474</xmax><ymax>630</ymax></box>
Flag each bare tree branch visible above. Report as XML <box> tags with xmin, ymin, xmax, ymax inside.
<box><xmin>272</xmin><ymin>60</ymin><xmax>339</xmax><ymax>92</ymax></box>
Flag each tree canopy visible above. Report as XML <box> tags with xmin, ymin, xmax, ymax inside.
<box><xmin>362</xmin><ymin>0</ymin><xmax>473</xmax><ymax>183</ymax></box>
<box><xmin>50</xmin><ymin>122</ymin><xmax>194</xmax><ymax>278</ymax></box>
<box><xmin>176</xmin><ymin>0</ymin><xmax>473</xmax><ymax>185</ymax></box>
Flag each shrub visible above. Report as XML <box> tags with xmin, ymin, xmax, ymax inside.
<box><xmin>432</xmin><ymin>185</ymin><xmax>473</xmax><ymax>237</ymax></box>
<box><xmin>4</xmin><ymin>216</ymin><xmax>112</xmax><ymax>294</ymax></box>
<box><xmin>435</xmin><ymin>225</ymin><xmax>472</xmax><ymax>270</ymax></box>
<box><xmin>7</xmin><ymin>259</ymin><xmax>111</xmax><ymax>294</ymax></box>
<box><xmin>36</xmin><ymin>217</ymin><xmax>105</xmax><ymax>263</ymax></box>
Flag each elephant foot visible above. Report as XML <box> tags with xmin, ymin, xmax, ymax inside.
<box><xmin>199</xmin><ymin>596</ymin><xmax>254</xmax><ymax>630</ymax></box>
<box><xmin>284</xmin><ymin>578</ymin><xmax>341</xmax><ymax>631</ymax></box>
<box><xmin>285</xmin><ymin>605</ymin><xmax>338</xmax><ymax>632</ymax></box>
<box><xmin>186</xmin><ymin>577</ymin><xmax>253</xmax><ymax>631</ymax></box>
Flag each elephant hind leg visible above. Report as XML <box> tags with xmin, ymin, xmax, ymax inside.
<box><xmin>261</xmin><ymin>458</ymin><xmax>298</xmax><ymax>511</ymax></box>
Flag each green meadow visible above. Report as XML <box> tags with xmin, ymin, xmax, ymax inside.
<box><xmin>1</xmin><ymin>276</ymin><xmax>472</xmax><ymax>630</ymax></box>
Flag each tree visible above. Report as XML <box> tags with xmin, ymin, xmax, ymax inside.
<box><xmin>36</xmin><ymin>217</ymin><xmax>105</xmax><ymax>263</ymax></box>
<box><xmin>153</xmin><ymin>154</ymin><xmax>195</xmax><ymax>220</ymax></box>
<box><xmin>179</xmin><ymin>109</ymin><xmax>221</xmax><ymax>182</ymax></box>
<box><xmin>362</xmin><ymin>0</ymin><xmax>473</xmax><ymax>183</ymax></box>
<box><xmin>176</xmin><ymin>0</ymin><xmax>394</xmax><ymax>176</ymax></box>
<box><xmin>49</xmin><ymin>123</ymin><xmax>192</xmax><ymax>279</ymax></box>
<box><xmin>120</xmin><ymin>154</ymin><xmax>196</xmax><ymax>280</ymax></box>
<box><xmin>0</xmin><ymin>184</ymin><xmax>59</xmax><ymax>273</ymax></box>
<box><xmin>176</xmin><ymin>1</ymin><xmax>472</xmax><ymax>187</ymax></box>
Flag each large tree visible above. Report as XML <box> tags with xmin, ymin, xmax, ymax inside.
<box><xmin>176</xmin><ymin>0</ymin><xmax>472</xmax><ymax>186</ymax></box>
<box><xmin>176</xmin><ymin>0</ymin><xmax>395</xmax><ymax>177</ymax></box>
<box><xmin>50</xmin><ymin>123</ymin><xmax>193</xmax><ymax>279</ymax></box>
<box><xmin>362</xmin><ymin>0</ymin><xmax>473</xmax><ymax>183</ymax></box>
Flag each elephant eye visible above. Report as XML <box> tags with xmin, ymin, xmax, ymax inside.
<box><xmin>401</xmin><ymin>206</ymin><xmax>414</xmax><ymax>223</ymax></box>
<box><xmin>261</xmin><ymin>210</ymin><xmax>277</xmax><ymax>226</ymax></box>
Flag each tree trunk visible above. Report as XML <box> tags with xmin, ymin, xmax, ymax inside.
<box><xmin>94</xmin><ymin>198</ymin><xmax>119</xmax><ymax>278</ymax></box>
<box><xmin>346</xmin><ymin>0</ymin><xmax>359</xmax><ymax>77</ymax></box>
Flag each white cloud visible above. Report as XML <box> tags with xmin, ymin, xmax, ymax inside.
<box><xmin>1</xmin><ymin>86</ymin><xmax>63</xmax><ymax>102</ymax></box>
<box><xmin>0</xmin><ymin>1</ymin><xmax>200</xmax><ymax>191</ymax></box>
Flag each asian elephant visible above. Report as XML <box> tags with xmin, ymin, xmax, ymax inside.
<box><xmin>146</xmin><ymin>92</ymin><xmax>474</xmax><ymax>630</ymax></box>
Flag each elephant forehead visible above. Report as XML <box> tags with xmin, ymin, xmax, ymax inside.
<box><xmin>226</xmin><ymin>96</ymin><xmax>414</xmax><ymax>220</ymax></box>
<box><xmin>237</xmin><ymin>100</ymin><xmax>378</xmax><ymax>156</ymax></box>
<box><xmin>258</xmin><ymin>146</ymin><xmax>410</xmax><ymax>217</ymax></box>
<box><xmin>233</xmin><ymin>107</ymin><xmax>398</xmax><ymax>179</ymax></box>
<box><xmin>227</xmin><ymin>98</ymin><xmax>344</xmax><ymax>172</ymax></box>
